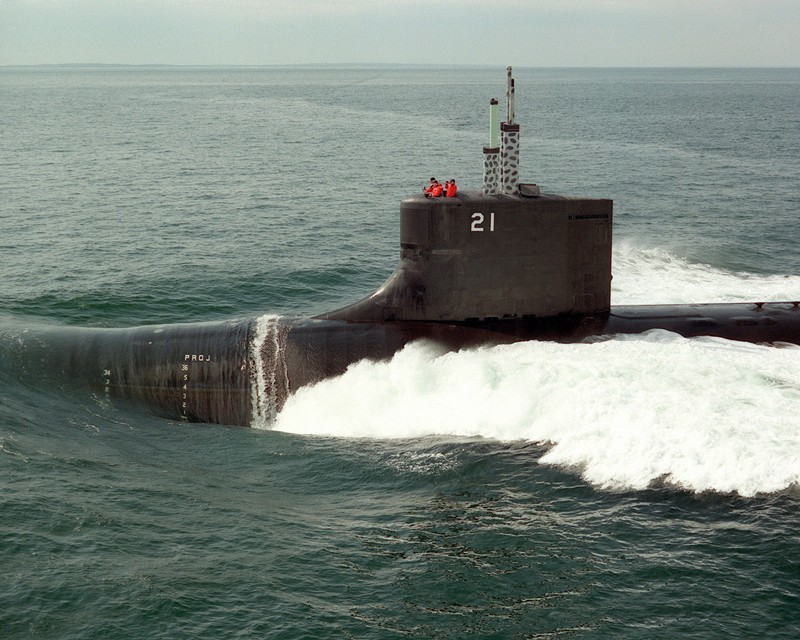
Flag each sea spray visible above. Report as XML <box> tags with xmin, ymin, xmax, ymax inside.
<box><xmin>272</xmin><ymin>330</ymin><xmax>800</xmax><ymax>496</ymax></box>
<box><xmin>249</xmin><ymin>314</ymin><xmax>290</xmax><ymax>428</ymax></box>
<box><xmin>612</xmin><ymin>243</ymin><xmax>800</xmax><ymax>305</ymax></box>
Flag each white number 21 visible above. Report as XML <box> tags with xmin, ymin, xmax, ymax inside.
<box><xmin>471</xmin><ymin>212</ymin><xmax>495</xmax><ymax>232</ymax></box>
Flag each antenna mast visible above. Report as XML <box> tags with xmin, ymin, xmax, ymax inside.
<box><xmin>506</xmin><ymin>65</ymin><xmax>515</xmax><ymax>124</ymax></box>
<box><xmin>500</xmin><ymin>66</ymin><xmax>520</xmax><ymax>194</ymax></box>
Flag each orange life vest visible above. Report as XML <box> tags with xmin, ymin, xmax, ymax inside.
<box><xmin>445</xmin><ymin>182</ymin><xmax>457</xmax><ymax>197</ymax></box>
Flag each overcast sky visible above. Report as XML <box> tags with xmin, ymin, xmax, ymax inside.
<box><xmin>2</xmin><ymin>0</ymin><xmax>799</xmax><ymax>67</ymax></box>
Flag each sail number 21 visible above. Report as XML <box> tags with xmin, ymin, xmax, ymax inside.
<box><xmin>470</xmin><ymin>212</ymin><xmax>495</xmax><ymax>232</ymax></box>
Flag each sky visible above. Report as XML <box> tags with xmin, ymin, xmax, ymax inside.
<box><xmin>1</xmin><ymin>0</ymin><xmax>799</xmax><ymax>67</ymax></box>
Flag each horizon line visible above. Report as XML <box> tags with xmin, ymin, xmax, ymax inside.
<box><xmin>3</xmin><ymin>63</ymin><xmax>800</xmax><ymax>70</ymax></box>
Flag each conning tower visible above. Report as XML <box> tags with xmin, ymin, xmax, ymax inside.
<box><xmin>322</xmin><ymin>67</ymin><xmax>613</xmax><ymax>326</ymax></box>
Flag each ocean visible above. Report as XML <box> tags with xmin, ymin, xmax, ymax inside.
<box><xmin>1</xmin><ymin>65</ymin><xmax>799</xmax><ymax>638</ymax></box>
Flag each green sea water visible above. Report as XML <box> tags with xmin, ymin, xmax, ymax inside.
<box><xmin>1</xmin><ymin>66</ymin><xmax>799</xmax><ymax>638</ymax></box>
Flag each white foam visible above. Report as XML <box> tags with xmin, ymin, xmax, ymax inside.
<box><xmin>250</xmin><ymin>314</ymin><xmax>289</xmax><ymax>425</ymax></box>
<box><xmin>611</xmin><ymin>242</ymin><xmax>800</xmax><ymax>304</ymax></box>
<box><xmin>273</xmin><ymin>333</ymin><xmax>800</xmax><ymax>496</ymax></box>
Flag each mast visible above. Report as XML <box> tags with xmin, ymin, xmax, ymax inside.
<box><xmin>482</xmin><ymin>98</ymin><xmax>500</xmax><ymax>194</ymax></box>
<box><xmin>500</xmin><ymin>66</ymin><xmax>520</xmax><ymax>194</ymax></box>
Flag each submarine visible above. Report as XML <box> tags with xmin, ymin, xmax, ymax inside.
<box><xmin>16</xmin><ymin>67</ymin><xmax>800</xmax><ymax>427</ymax></box>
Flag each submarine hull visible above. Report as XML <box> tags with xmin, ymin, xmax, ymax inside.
<box><xmin>6</xmin><ymin>317</ymin><xmax>514</xmax><ymax>427</ymax></box>
<box><xmin>11</xmin><ymin>300</ymin><xmax>800</xmax><ymax>427</ymax></box>
<box><xmin>8</xmin><ymin>320</ymin><xmax>254</xmax><ymax>426</ymax></box>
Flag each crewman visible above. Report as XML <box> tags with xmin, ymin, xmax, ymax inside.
<box><xmin>424</xmin><ymin>178</ymin><xmax>443</xmax><ymax>197</ymax></box>
<box><xmin>445</xmin><ymin>179</ymin><xmax>458</xmax><ymax>197</ymax></box>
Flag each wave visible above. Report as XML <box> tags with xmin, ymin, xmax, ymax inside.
<box><xmin>263</xmin><ymin>331</ymin><xmax>800</xmax><ymax>497</ymax></box>
<box><xmin>611</xmin><ymin>243</ymin><xmax>800</xmax><ymax>305</ymax></box>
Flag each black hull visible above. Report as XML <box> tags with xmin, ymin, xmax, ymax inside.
<box><xmin>8</xmin><ymin>301</ymin><xmax>799</xmax><ymax>427</ymax></box>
